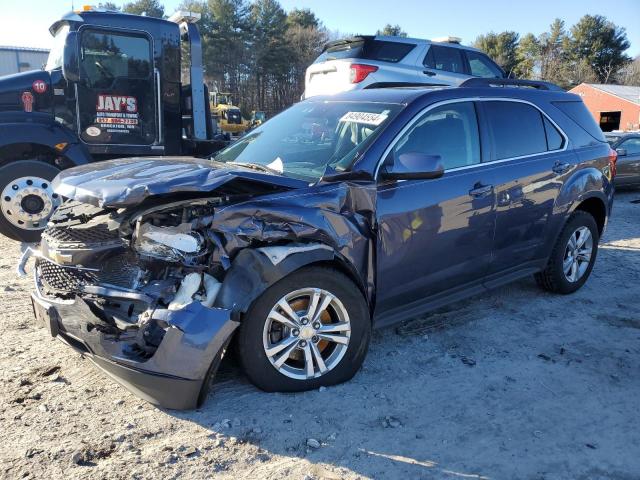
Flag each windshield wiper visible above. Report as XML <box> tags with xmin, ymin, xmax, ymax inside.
<box><xmin>226</xmin><ymin>161</ymin><xmax>279</xmax><ymax>174</ymax></box>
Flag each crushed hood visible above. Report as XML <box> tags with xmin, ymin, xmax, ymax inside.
<box><xmin>52</xmin><ymin>157</ymin><xmax>308</xmax><ymax>208</ymax></box>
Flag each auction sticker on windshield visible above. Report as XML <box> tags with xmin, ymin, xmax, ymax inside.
<box><xmin>339</xmin><ymin>111</ymin><xmax>388</xmax><ymax>126</ymax></box>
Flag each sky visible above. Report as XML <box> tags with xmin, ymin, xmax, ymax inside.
<box><xmin>0</xmin><ymin>0</ymin><xmax>638</xmax><ymax>56</ymax></box>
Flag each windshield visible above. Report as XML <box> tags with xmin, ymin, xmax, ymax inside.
<box><xmin>45</xmin><ymin>25</ymin><xmax>69</xmax><ymax>71</ymax></box>
<box><xmin>214</xmin><ymin>100</ymin><xmax>402</xmax><ymax>181</ymax></box>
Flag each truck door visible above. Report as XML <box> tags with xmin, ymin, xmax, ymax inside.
<box><xmin>77</xmin><ymin>28</ymin><xmax>157</xmax><ymax>146</ymax></box>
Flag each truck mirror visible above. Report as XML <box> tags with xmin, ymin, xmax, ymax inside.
<box><xmin>62</xmin><ymin>31</ymin><xmax>80</xmax><ymax>83</ymax></box>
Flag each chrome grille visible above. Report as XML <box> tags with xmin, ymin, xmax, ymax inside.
<box><xmin>36</xmin><ymin>258</ymin><xmax>97</xmax><ymax>294</ymax></box>
<box><xmin>36</xmin><ymin>253</ymin><xmax>142</xmax><ymax>295</ymax></box>
<box><xmin>42</xmin><ymin>223</ymin><xmax>120</xmax><ymax>244</ymax></box>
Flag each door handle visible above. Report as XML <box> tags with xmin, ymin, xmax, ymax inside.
<box><xmin>423</xmin><ymin>70</ymin><xmax>436</xmax><ymax>76</ymax></box>
<box><xmin>552</xmin><ymin>161</ymin><xmax>571</xmax><ymax>175</ymax></box>
<box><xmin>469</xmin><ymin>184</ymin><xmax>494</xmax><ymax>198</ymax></box>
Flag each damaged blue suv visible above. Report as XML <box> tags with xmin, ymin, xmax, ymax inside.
<box><xmin>20</xmin><ymin>79</ymin><xmax>616</xmax><ymax>409</ymax></box>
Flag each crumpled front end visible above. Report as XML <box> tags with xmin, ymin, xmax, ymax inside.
<box><xmin>22</xmin><ymin>166</ymin><xmax>377</xmax><ymax>409</ymax></box>
<box><xmin>25</xmin><ymin>200</ymin><xmax>239</xmax><ymax>409</ymax></box>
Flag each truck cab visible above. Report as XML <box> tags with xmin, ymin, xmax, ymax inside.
<box><xmin>0</xmin><ymin>7</ymin><xmax>221</xmax><ymax>242</ymax></box>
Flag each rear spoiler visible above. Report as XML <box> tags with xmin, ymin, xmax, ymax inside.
<box><xmin>322</xmin><ymin>35</ymin><xmax>374</xmax><ymax>52</ymax></box>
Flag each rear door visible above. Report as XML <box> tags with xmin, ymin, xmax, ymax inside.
<box><xmin>616</xmin><ymin>137</ymin><xmax>640</xmax><ymax>186</ymax></box>
<box><xmin>421</xmin><ymin>45</ymin><xmax>469</xmax><ymax>85</ymax></box>
<box><xmin>76</xmin><ymin>27</ymin><xmax>157</xmax><ymax>146</ymax></box>
<box><xmin>480</xmin><ymin>100</ymin><xmax>571</xmax><ymax>277</ymax></box>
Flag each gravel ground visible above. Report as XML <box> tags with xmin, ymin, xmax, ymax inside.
<box><xmin>1</xmin><ymin>191</ymin><xmax>639</xmax><ymax>480</ymax></box>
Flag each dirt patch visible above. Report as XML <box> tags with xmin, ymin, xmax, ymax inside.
<box><xmin>0</xmin><ymin>192</ymin><xmax>639</xmax><ymax>479</ymax></box>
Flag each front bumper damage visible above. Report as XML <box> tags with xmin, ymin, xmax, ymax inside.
<box><xmin>19</xmin><ymin>157</ymin><xmax>378</xmax><ymax>409</ymax></box>
<box><xmin>24</xmin><ymin>248</ymin><xmax>238</xmax><ymax>410</ymax></box>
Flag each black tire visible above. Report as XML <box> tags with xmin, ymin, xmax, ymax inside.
<box><xmin>237</xmin><ymin>266</ymin><xmax>371</xmax><ymax>392</ymax></box>
<box><xmin>535</xmin><ymin>211</ymin><xmax>600</xmax><ymax>294</ymax></box>
<box><xmin>0</xmin><ymin>160</ymin><xmax>61</xmax><ymax>242</ymax></box>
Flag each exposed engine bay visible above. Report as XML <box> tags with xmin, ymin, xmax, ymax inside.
<box><xmin>19</xmin><ymin>157</ymin><xmax>377</xmax><ymax>409</ymax></box>
<box><xmin>37</xmin><ymin>198</ymin><xmax>227</xmax><ymax>351</ymax></box>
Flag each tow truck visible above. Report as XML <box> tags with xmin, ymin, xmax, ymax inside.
<box><xmin>0</xmin><ymin>7</ymin><xmax>225</xmax><ymax>242</ymax></box>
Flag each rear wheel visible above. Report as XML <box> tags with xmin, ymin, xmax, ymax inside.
<box><xmin>0</xmin><ymin>160</ymin><xmax>61</xmax><ymax>242</ymax></box>
<box><xmin>535</xmin><ymin>211</ymin><xmax>599</xmax><ymax>294</ymax></box>
<box><xmin>237</xmin><ymin>266</ymin><xmax>371</xmax><ymax>392</ymax></box>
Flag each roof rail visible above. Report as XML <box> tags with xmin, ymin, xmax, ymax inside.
<box><xmin>459</xmin><ymin>78</ymin><xmax>564</xmax><ymax>91</ymax></box>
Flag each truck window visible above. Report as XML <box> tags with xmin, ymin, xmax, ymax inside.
<box><xmin>45</xmin><ymin>25</ymin><xmax>70</xmax><ymax>71</ymax></box>
<box><xmin>81</xmin><ymin>31</ymin><xmax>151</xmax><ymax>86</ymax></box>
<box><xmin>77</xmin><ymin>29</ymin><xmax>156</xmax><ymax>146</ymax></box>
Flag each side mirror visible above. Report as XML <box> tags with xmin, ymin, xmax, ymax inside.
<box><xmin>62</xmin><ymin>31</ymin><xmax>80</xmax><ymax>83</ymax></box>
<box><xmin>381</xmin><ymin>152</ymin><xmax>445</xmax><ymax>180</ymax></box>
<box><xmin>616</xmin><ymin>148</ymin><xmax>627</xmax><ymax>157</ymax></box>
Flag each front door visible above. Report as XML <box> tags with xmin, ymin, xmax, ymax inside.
<box><xmin>77</xmin><ymin>28</ymin><xmax>156</xmax><ymax>146</ymax></box>
<box><xmin>375</xmin><ymin>101</ymin><xmax>496</xmax><ymax>320</ymax></box>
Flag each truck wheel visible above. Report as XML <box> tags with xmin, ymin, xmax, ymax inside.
<box><xmin>535</xmin><ymin>211</ymin><xmax>599</xmax><ymax>294</ymax></box>
<box><xmin>237</xmin><ymin>266</ymin><xmax>371</xmax><ymax>392</ymax></box>
<box><xmin>0</xmin><ymin>161</ymin><xmax>62</xmax><ymax>242</ymax></box>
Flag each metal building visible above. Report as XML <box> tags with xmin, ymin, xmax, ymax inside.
<box><xmin>569</xmin><ymin>83</ymin><xmax>640</xmax><ymax>132</ymax></box>
<box><xmin>0</xmin><ymin>46</ymin><xmax>50</xmax><ymax>76</ymax></box>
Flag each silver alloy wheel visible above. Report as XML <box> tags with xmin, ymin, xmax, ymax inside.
<box><xmin>563</xmin><ymin>226</ymin><xmax>593</xmax><ymax>283</ymax></box>
<box><xmin>1</xmin><ymin>176</ymin><xmax>61</xmax><ymax>230</ymax></box>
<box><xmin>262</xmin><ymin>287</ymin><xmax>351</xmax><ymax>380</ymax></box>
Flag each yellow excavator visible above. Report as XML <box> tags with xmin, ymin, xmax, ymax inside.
<box><xmin>209</xmin><ymin>92</ymin><xmax>250</xmax><ymax>136</ymax></box>
<box><xmin>251</xmin><ymin>110</ymin><xmax>266</xmax><ymax>127</ymax></box>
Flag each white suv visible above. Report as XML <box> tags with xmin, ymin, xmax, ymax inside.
<box><xmin>304</xmin><ymin>35</ymin><xmax>506</xmax><ymax>98</ymax></box>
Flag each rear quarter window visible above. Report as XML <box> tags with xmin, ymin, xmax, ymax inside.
<box><xmin>543</xmin><ymin>117</ymin><xmax>565</xmax><ymax>150</ymax></box>
<box><xmin>552</xmin><ymin>101</ymin><xmax>606</xmax><ymax>143</ymax></box>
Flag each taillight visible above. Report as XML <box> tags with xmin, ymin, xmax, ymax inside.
<box><xmin>350</xmin><ymin>64</ymin><xmax>378</xmax><ymax>84</ymax></box>
<box><xmin>608</xmin><ymin>148</ymin><xmax>618</xmax><ymax>179</ymax></box>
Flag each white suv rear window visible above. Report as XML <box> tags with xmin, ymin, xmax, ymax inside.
<box><xmin>315</xmin><ymin>39</ymin><xmax>415</xmax><ymax>64</ymax></box>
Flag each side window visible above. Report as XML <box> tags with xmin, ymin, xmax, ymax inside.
<box><xmin>424</xmin><ymin>45</ymin><xmax>466</xmax><ymax>74</ymax></box>
<box><xmin>620</xmin><ymin>138</ymin><xmax>640</xmax><ymax>155</ymax></box>
<box><xmin>484</xmin><ymin>102</ymin><xmax>548</xmax><ymax>159</ymax></box>
<box><xmin>543</xmin><ymin>117</ymin><xmax>564</xmax><ymax>150</ymax></box>
<box><xmin>393</xmin><ymin>102</ymin><xmax>480</xmax><ymax>169</ymax></box>
<box><xmin>466</xmin><ymin>51</ymin><xmax>503</xmax><ymax>78</ymax></box>
<box><xmin>80</xmin><ymin>31</ymin><xmax>151</xmax><ymax>87</ymax></box>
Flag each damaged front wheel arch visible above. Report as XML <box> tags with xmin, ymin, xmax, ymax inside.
<box><xmin>214</xmin><ymin>246</ymin><xmax>372</xmax><ymax>320</ymax></box>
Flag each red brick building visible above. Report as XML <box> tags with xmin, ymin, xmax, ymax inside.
<box><xmin>568</xmin><ymin>83</ymin><xmax>640</xmax><ymax>132</ymax></box>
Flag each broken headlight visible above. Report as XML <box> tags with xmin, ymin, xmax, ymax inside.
<box><xmin>134</xmin><ymin>223</ymin><xmax>207</xmax><ymax>264</ymax></box>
